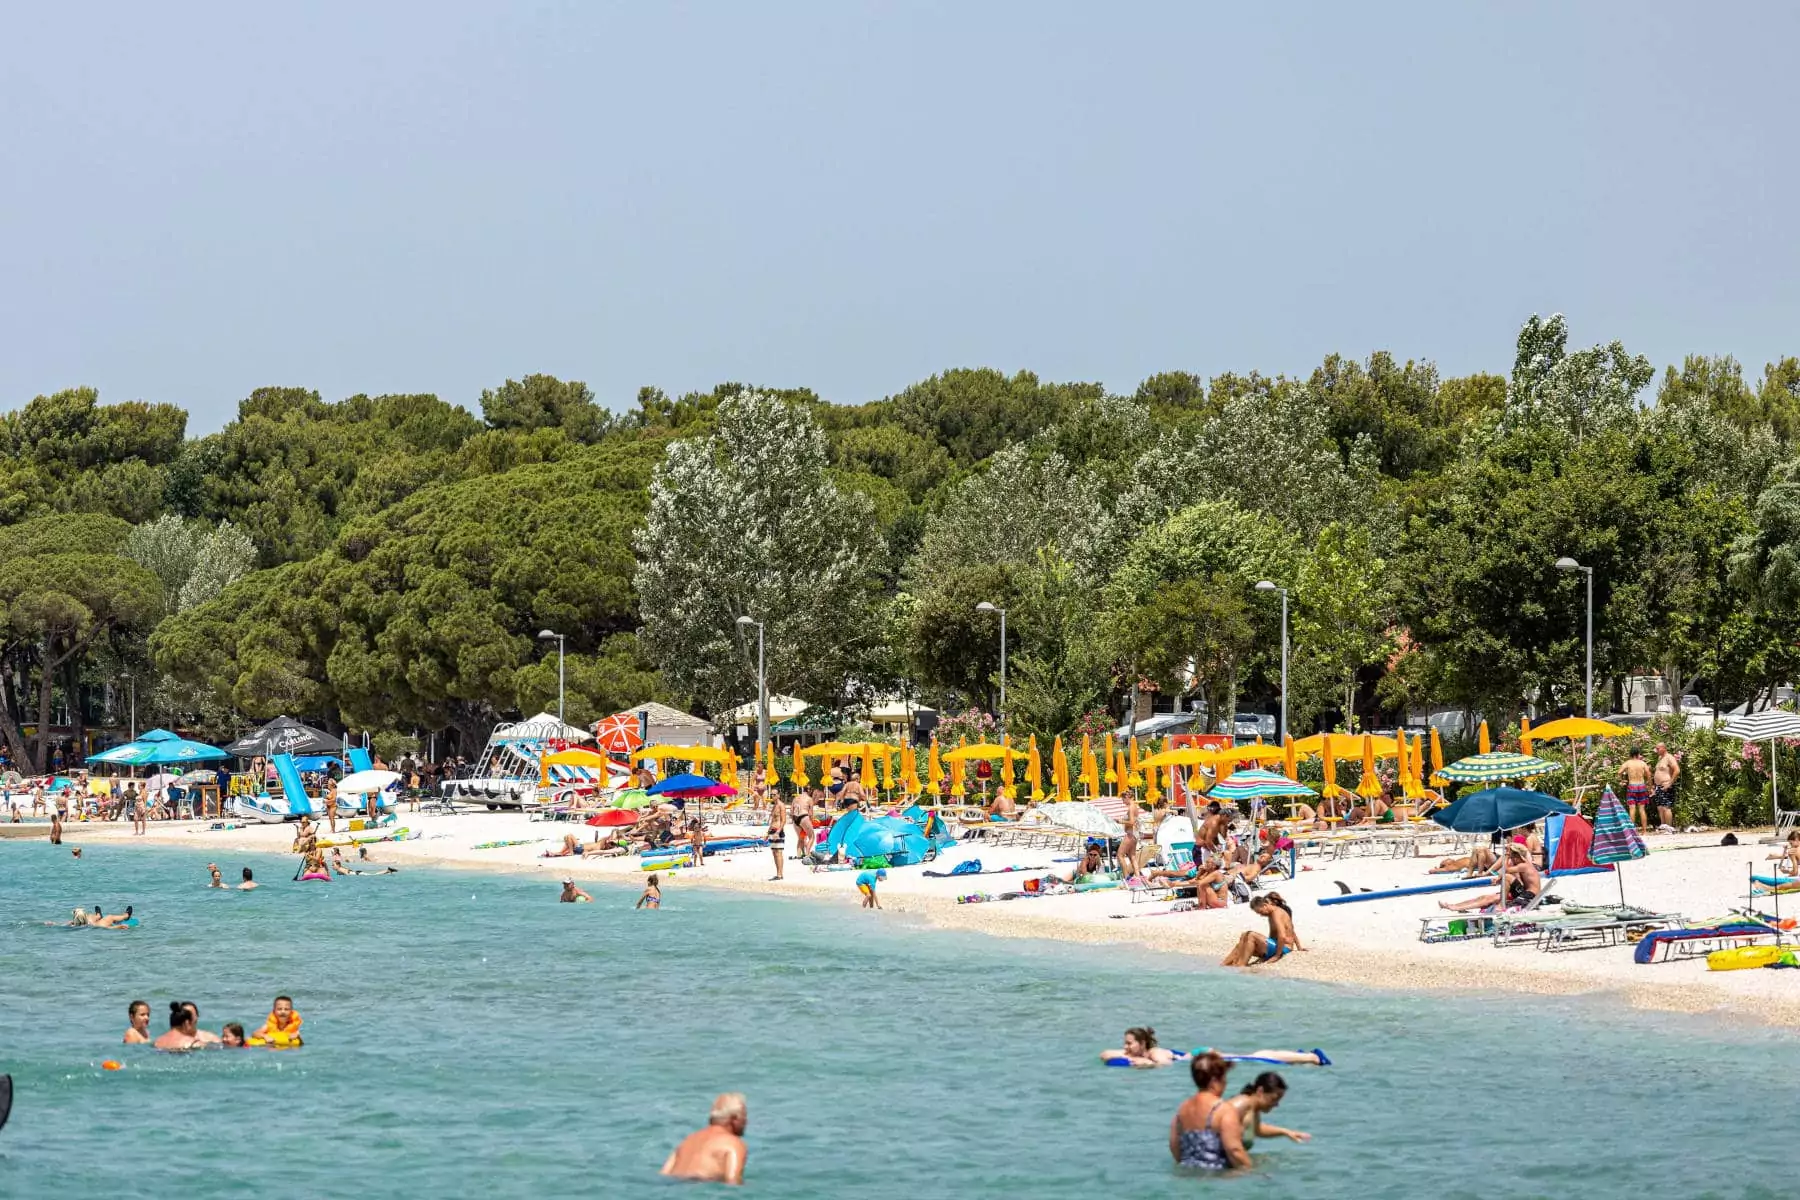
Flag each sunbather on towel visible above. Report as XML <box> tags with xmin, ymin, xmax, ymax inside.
<box><xmin>1427</xmin><ymin>845</ymin><xmax>1497</xmax><ymax>875</ymax></box>
<box><xmin>1438</xmin><ymin>845</ymin><xmax>1540</xmax><ymax>911</ymax></box>
<box><xmin>542</xmin><ymin>834</ymin><xmax>582</xmax><ymax>858</ymax></box>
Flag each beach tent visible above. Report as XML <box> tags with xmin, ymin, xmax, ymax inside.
<box><xmin>226</xmin><ymin>716</ymin><xmax>342</xmax><ymax>759</ymax></box>
<box><xmin>618</xmin><ymin>701</ymin><xmax>712</xmax><ymax>748</ymax></box>
<box><xmin>89</xmin><ymin>736</ymin><xmax>230</xmax><ymax>767</ymax></box>
<box><xmin>821</xmin><ymin>809</ymin><xmax>935</xmax><ymax>866</ymax></box>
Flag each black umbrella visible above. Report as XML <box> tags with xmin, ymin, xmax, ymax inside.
<box><xmin>226</xmin><ymin>715</ymin><xmax>341</xmax><ymax>759</ymax></box>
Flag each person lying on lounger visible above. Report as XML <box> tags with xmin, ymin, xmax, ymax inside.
<box><xmin>1437</xmin><ymin>845</ymin><xmax>1540</xmax><ymax>912</ymax></box>
<box><xmin>1427</xmin><ymin>845</ymin><xmax>1497</xmax><ymax>875</ymax></box>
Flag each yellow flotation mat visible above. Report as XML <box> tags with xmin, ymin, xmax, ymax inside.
<box><xmin>1707</xmin><ymin>945</ymin><xmax>1790</xmax><ymax>971</ymax></box>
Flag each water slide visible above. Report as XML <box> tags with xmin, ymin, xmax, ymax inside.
<box><xmin>347</xmin><ymin>747</ymin><xmax>373</xmax><ymax>773</ymax></box>
<box><xmin>271</xmin><ymin>753</ymin><xmax>316</xmax><ymax>817</ymax></box>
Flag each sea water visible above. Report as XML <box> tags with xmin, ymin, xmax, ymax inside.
<box><xmin>0</xmin><ymin>841</ymin><xmax>1794</xmax><ymax>1200</ymax></box>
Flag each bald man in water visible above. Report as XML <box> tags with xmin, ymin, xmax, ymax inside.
<box><xmin>661</xmin><ymin>1093</ymin><xmax>748</xmax><ymax>1185</ymax></box>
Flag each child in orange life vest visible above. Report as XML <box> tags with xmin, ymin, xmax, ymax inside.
<box><xmin>250</xmin><ymin>995</ymin><xmax>304</xmax><ymax>1046</ymax></box>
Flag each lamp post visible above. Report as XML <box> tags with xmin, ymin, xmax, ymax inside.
<box><xmin>975</xmin><ymin>601</ymin><xmax>1007</xmax><ymax>728</ymax></box>
<box><xmin>736</xmin><ymin>615</ymin><xmax>767</xmax><ymax>753</ymax></box>
<box><xmin>536</xmin><ymin>630</ymin><xmax>566</xmax><ymax>730</ymax></box>
<box><xmin>1554</xmin><ymin>558</ymin><xmax>1594</xmax><ymax>719</ymax></box>
<box><xmin>1254</xmin><ymin>581</ymin><xmax>1288</xmax><ymax>743</ymax></box>
<box><xmin>124</xmin><ymin>674</ymin><xmax>136</xmax><ymax>740</ymax></box>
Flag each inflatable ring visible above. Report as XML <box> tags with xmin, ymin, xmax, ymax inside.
<box><xmin>299</xmin><ymin>872</ymin><xmax>331</xmax><ymax>882</ymax></box>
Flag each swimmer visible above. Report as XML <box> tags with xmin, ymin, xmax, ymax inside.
<box><xmin>238</xmin><ymin>867</ymin><xmax>258</xmax><ymax>891</ymax></box>
<box><xmin>153</xmin><ymin>1001</ymin><xmax>203</xmax><ymax>1052</ymax></box>
<box><xmin>559</xmin><ymin>879</ymin><xmax>592</xmax><ymax>903</ymax></box>
<box><xmin>206</xmin><ymin>863</ymin><xmax>225</xmax><ymax>889</ymax></box>
<box><xmin>636</xmin><ymin>874</ymin><xmax>662</xmax><ymax>909</ymax></box>
<box><xmin>71</xmin><ymin>847</ymin><xmax>82</xmax><ymax>859</ymax></box>
<box><xmin>182</xmin><ymin>1002</ymin><xmax>222</xmax><ymax>1046</ymax></box>
<box><xmin>661</xmin><ymin>1093</ymin><xmax>748</xmax><ymax>1186</ymax></box>
<box><xmin>250</xmin><ymin>996</ymin><xmax>303</xmax><ymax>1045</ymax></box>
<box><xmin>1230</xmin><ymin>1072</ymin><xmax>1310</xmax><ymax>1147</ymax></box>
<box><xmin>123</xmin><ymin>999</ymin><xmax>151</xmax><ymax>1044</ymax></box>
<box><xmin>89</xmin><ymin>905</ymin><xmax>133</xmax><ymax>929</ymax></box>
<box><xmin>1102</xmin><ymin>1026</ymin><xmax>1179</xmax><ymax>1068</ymax></box>
<box><xmin>221</xmin><ymin>1022</ymin><xmax>247</xmax><ymax>1048</ymax></box>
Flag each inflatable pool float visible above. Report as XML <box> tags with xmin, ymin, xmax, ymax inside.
<box><xmin>1102</xmin><ymin>1048</ymin><xmax>1331</xmax><ymax>1068</ymax></box>
<box><xmin>245</xmin><ymin>1035</ymin><xmax>304</xmax><ymax>1048</ymax></box>
<box><xmin>298</xmin><ymin>872</ymin><xmax>330</xmax><ymax>882</ymax></box>
<box><xmin>1708</xmin><ymin>945</ymin><xmax>1791</xmax><ymax>971</ymax></box>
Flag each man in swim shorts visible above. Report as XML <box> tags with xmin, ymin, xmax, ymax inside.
<box><xmin>1653</xmin><ymin>742</ymin><xmax>1681</xmax><ymax>833</ymax></box>
<box><xmin>856</xmin><ymin>867</ymin><xmax>887</xmax><ymax>909</ymax></box>
<box><xmin>661</xmin><ymin>1093</ymin><xmax>747</xmax><ymax>1185</ymax></box>
<box><xmin>1620</xmin><ymin>749</ymin><xmax>1652</xmax><ymax>831</ymax></box>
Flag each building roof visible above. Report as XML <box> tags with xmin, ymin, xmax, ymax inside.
<box><xmin>621</xmin><ymin>701</ymin><xmax>710</xmax><ymax>729</ymax></box>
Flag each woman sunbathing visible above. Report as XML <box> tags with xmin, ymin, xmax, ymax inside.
<box><xmin>1438</xmin><ymin>845</ymin><xmax>1540</xmax><ymax>911</ymax></box>
<box><xmin>1428</xmin><ymin>845</ymin><xmax>1497</xmax><ymax>875</ymax></box>
<box><xmin>1221</xmin><ymin>894</ymin><xmax>1302</xmax><ymax>966</ymax></box>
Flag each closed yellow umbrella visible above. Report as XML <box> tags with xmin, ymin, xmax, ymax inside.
<box><xmin>765</xmin><ymin>741</ymin><xmax>779</xmax><ymax>786</ymax></box>
<box><xmin>1283</xmin><ymin>734</ymin><xmax>1298</xmax><ymax>782</ymax></box>
<box><xmin>1128</xmin><ymin>737</ymin><xmax>1140</xmax><ymax>778</ymax></box>
<box><xmin>1358</xmin><ymin>734</ymin><xmax>1380</xmax><ymax>798</ymax></box>
<box><xmin>1103</xmin><ymin>736</ymin><xmax>1117</xmax><ymax>787</ymax></box>
<box><xmin>1322</xmin><ymin>733</ymin><xmax>1338</xmax><ymax>799</ymax></box>
<box><xmin>1429</xmin><ymin>726</ymin><xmax>1445</xmax><ymax>784</ymax></box>
<box><xmin>1026</xmin><ymin>735</ymin><xmax>1044</xmax><ymax>801</ymax></box>
<box><xmin>1478</xmin><ymin>720</ymin><xmax>1491</xmax><ymax>755</ymax></box>
<box><xmin>1520</xmin><ymin>716</ymin><xmax>1534</xmax><ymax>757</ymax></box>
<box><xmin>877</xmin><ymin>748</ymin><xmax>891</xmax><ymax>793</ymax></box>
<box><xmin>1080</xmin><ymin>734</ymin><xmax>1097</xmax><ymax>797</ymax></box>
<box><xmin>792</xmin><ymin>745</ymin><xmax>810</xmax><ymax>788</ymax></box>
<box><xmin>928</xmin><ymin>739</ymin><xmax>943</xmax><ymax>794</ymax></box>
<box><xmin>859</xmin><ymin>744</ymin><xmax>876</xmax><ymax>791</ymax></box>
<box><xmin>1144</xmin><ymin>756</ymin><xmax>1162</xmax><ymax>805</ymax></box>
<box><xmin>949</xmin><ymin>753</ymin><xmax>966</xmax><ymax>797</ymax></box>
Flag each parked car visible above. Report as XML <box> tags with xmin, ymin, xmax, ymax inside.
<box><xmin>1233</xmin><ymin>713</ymin><xmax>1277</xmax><ymax>740</ymax></box>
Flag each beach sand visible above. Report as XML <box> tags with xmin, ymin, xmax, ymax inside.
<box><xmin>32</xmin><ymin>808</ymin><xmax>1800</xmax><ymax>1026</ymax></box>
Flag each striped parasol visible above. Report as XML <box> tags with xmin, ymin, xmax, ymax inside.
<box><xmin>1588</xmin><ymin>785</ymin><xmax>1645</xmax><ymax>905</ymax></box>
<box><xmin>1207</xmin><ymin>769</ymin><xmax>1316</xmax><ymax>803</ymax></box>
<box><xmin>1437</xmin><ymin>751</ymin><xmax>1562</xmax><ymax>783</ymax></box>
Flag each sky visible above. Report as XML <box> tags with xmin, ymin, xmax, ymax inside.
<box><xmin>3</xmin><ymin>2</ymin><xmax>1798</xmax><ymax>433</ymax></box>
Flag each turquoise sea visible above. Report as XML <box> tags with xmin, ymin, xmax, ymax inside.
<box><xmin>1</xmin><ymin>840</ymin><xmax>1795</xmax><ymax>1199</ymax></box>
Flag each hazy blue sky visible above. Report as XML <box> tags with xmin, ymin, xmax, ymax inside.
<box><xmin>4</xmin><ymin>2</ymin><xmax>1797</xmax><ymax>432</ymax></box>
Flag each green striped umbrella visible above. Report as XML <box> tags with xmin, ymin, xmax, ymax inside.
<box><xmin>1437</xmin><ymin>751</ymin><xmax>1563</xmax><ymax>783</ymax></box>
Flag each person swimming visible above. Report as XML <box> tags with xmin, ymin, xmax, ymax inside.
<box><xmin>206</xmin><ymin>863</ymin><xmax>225</xmax><ymax>889</ymax></box>
<box><xmin>153</xmin><ymin>1001</ymin><xmax>203</xmax><ymax>1052</ymax></box>
<box><xmin>1230</xmin><ymin>1071</ymin><xmax>1311</xmax><ymax>1148</ymax></box>
<box><xmin>123</xmin><ymin>1000</ymin><xmax>151</xmax><ymax>1044</ymax></box>
<box><xmin>249</xmin><ymin>995</ymin><xmax>303</xmax><ymax>1046</ymax></box>
<box><xmin>221</xmin><ymin>1022</ymin><xmax>247</xmax><ymax>1048</ymax></box>
<box><xmin>1102</xmin><ymin>1026</ymin><xmax>1178</xmax><ymax>1067</ymax></box>
<box><xmin>559</xmin><ymin>879</ymin><xmax>592</xmax><ymax>903</ymax></box>
<box><xmin>238</xmin><ymin>867</ymin><xmax>259</xmax><ymax>890</ymax></box>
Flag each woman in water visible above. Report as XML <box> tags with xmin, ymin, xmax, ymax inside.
<box><xmin>152</xmin><ymin>1002</ymin><xmax>203</xmax><ymax>1051</ymax></box>
<box><xmin>1221</xmin><ymin>893</ymin><xmax>1302</xmax><ymax>966</ymax></box>
<box><xmin>637</xmin><ymin>873</ymin><xmax>662</xmax><ymax>909</ymax></box>
<box><xmin>1230</xmin><ymin>1072</ymin><xmax>1311</xmax><ymax>1148</ymax></box>
<box><xmin>1102</xmin><ymin>1027</ymin><xmax>1178</xmax><ymax>1067</ymax></box>
<box><xmin>1168</xmin><ymin>1052</ymin><xmax>1250</xmax><ymax>1171</ymax></box>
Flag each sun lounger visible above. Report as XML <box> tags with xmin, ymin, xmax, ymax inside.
<box><xmin>1418</xmin><ymin>882</ymin><xmax>1559</xmax><ymax>944</ymax></box>
<box><xmin>1632</xmin><ymin>919</ymin><xmax>1777</xmax><ymax>964</ymax></box>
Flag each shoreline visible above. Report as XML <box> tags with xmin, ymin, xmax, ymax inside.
<box><xmin>22</xmin><ymin>810</ymin><xmax>1800</xmax><ymax>1029</ymax></box>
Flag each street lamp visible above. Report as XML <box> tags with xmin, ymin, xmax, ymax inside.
<box><xmin>1254</xmin><ymin>581</ymin><xmax>1288</xmax><ymax>743</ymax></box>
<box><xmin>537</xmin><ymin>629</ymin><xmax>566</xmax><ymax>730</ymax></box>
<box><xmin>1554</xmin><ymin>558</ymin><xmax>1594</xmax><ymax>719</ymax></box>
<box><xmin>736</xmin><ymin>615</ymin><xmax>767</xmax><ymax>753</ymax></box>
<box><xmin>975</xmin><ymin>601</ymin><xmax>1007</xmax><ymax>727</ymax></box>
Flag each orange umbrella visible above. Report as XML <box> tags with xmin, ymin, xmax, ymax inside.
<box><xmin>1478</xmin><ymin>720</ymin><xmax>1491</xmax><ymax>755</ymax></box>
<box><xmin>1283</xmin><ymin>734</ymin><xmax>1298</xmax><ymax>782</ymax></box>
<box><xmin>1429</xmin><ymin>727</ymin><xmax>1445</xmax><ymax>784</ymax></box>
<box><xmin>1520</xmin><ymin>716</ymin><xmax>1534</xmax><ymax>757</ymax></box>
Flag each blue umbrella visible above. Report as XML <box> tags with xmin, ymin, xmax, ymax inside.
<box><xmin>646</xmin><ymin>772</ymin><xmax>717</xmax><ymax>796</ymax></box>
<box><xmin>1431</xmin><ymin>786</ymin><xmax>1574</xmax><ymax>833</ymax></box>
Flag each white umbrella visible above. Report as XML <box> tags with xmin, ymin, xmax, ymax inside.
<box><xmin>1719</xmin><ymin>710</ymin><xmax>1800</xmax><ymax>832</ymax></box>
<box><xmin>336</xmin><ymin>769</ymin><xmax>402</xmax><ymax>794</ymax></box>
<box><xmin>1036</xmin><ymin>801</ymin><xmax>1123</xmax><ymax>838</ymax></box>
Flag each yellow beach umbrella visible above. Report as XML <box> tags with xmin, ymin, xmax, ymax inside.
<box><xmin>1026</xmin><ymin>736</ymin><xmax>1044</xmax><ymax>801</ymax></box>
<box><xmin>1322</xmin><ymin>733</ymin><xmax>1338</xmax><ymax>798</ymax></box>
<box><xmin>1283</xmin><ymin>734</ymin><xmax>1298</xmax><ymax>782</ymax></box>
<box><xmin>859</xmin><ymin>744</ymin><xmax>876</xmax><ymax>791</ymax></box>
<box><xmin>1478</xmin><ymin>720</ymin><xmax>1491</xmax><ymax>755</ymax></box>
<box><xmin>1429</xmin><ymin>726</ymin><xmax>1445</xmax><ymax>785</ymax></box>
<box><xmin>1079</xmin><ymin>734</ymin><xmax>1097</xmax><ymax>797</ymax></box>
<box><xmin>1359</xmin><ymin>734</ymin><xmax>1380</xmax><ymax>798</ymax></box>
<box><xmin>1526</xmin><ymin>717</ymin><xmax>1632</xmax><ymax>742</ymax></box>
<box><xmin>927</xmin><ymin>739</ymin><xmax>943</xmax><ymax>793</ymax></box>
<box><xmin>1520</xmin><ymin>716</ymin><xmax>1534</xmax><ymax>757</ymax></box>
<box><xmin>877</xmin><ymin>748</ymin><xmax>891</xmax><ymax>792</ymax></box>
<box><xmin>1103</xmin><ymin>736</ymin><xmax>1117</xmax><ymax>787</ymax></box>
<box><xmin>1128</xmin><ymin>737</ymin><xmax>1140</xmax><ymax>778</ymax></box>
<box><xmin>950</xmin><ymin>754</ymin><xmax>966</xmax><ymax>797</ymax></box>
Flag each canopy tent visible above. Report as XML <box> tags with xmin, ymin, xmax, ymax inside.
<box><xmin>515</xmin><ymin>712</ymin><xmax>594</xmax><ymax>743</ymax></box>
<box><xmin>717</xmin><ymin>694</ymin><xmax>812</xmax><ymax>726</ymax></box>
<box><xmin>225</xmin><ymin>716</ymin><xmax>341</xmax><ymax>759</ymax></box>
<box><xmin>772</xmin><ymin>705</ymin><xmax>844</xmax><ymax>734</ymax></box>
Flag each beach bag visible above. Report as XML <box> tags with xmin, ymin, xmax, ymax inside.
<box><xmin>1230</xmin><ymin>877</ymin><xmax>1252</xmax><ymax>904</ymax></box>
<box><xmin>948</xmin><ymin>859</ymin><xmax>982</xmax><ymax>876</ymax></box>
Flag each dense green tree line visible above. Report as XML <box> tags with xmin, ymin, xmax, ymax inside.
<box><xmin>8</xmin><ymin>313</ymin><xmax>1800</xmax><ymax>770</ymax></box>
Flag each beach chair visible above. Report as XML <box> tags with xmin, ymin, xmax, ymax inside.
<box><xmin>1418</xmin><ymin>881</ymin><xmax>1560</xmax><ymax>944</ymax></box>
<box><xmin>1131</xmin><ymin>842</ymin><xmax>1196</xmax><ymax>904</ymax></box>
